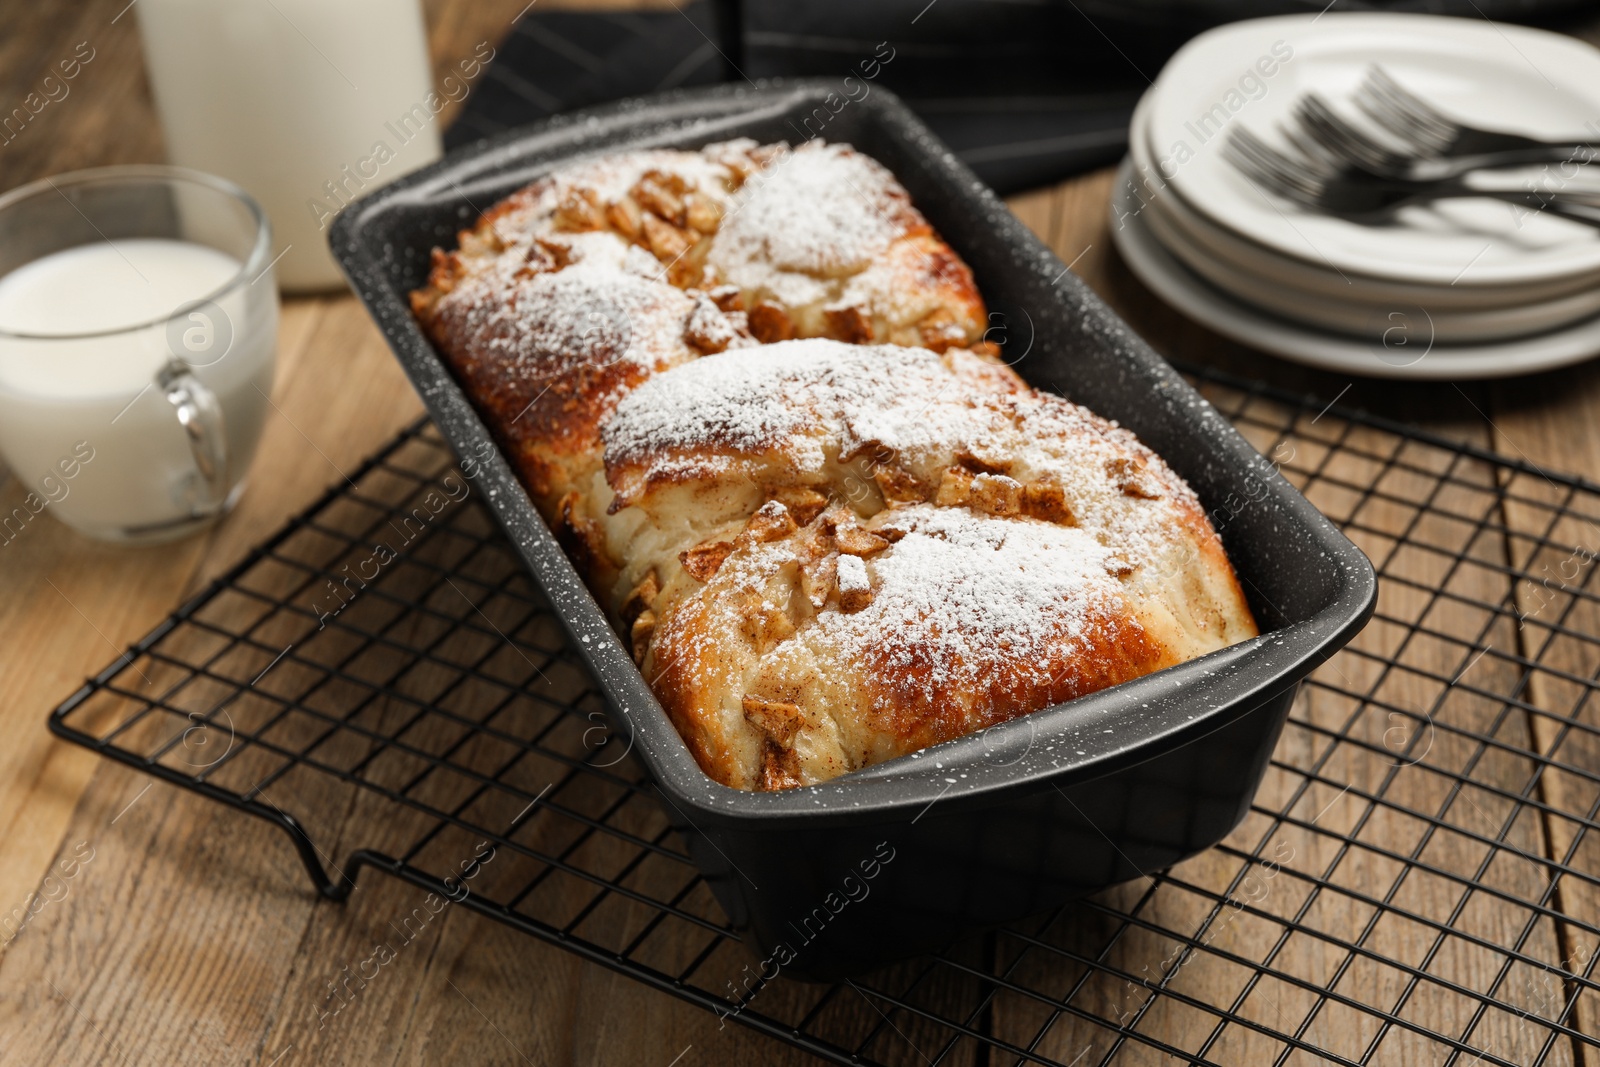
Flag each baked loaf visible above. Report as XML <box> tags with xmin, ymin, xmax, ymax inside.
<box><xmin>412</xmin><ymin>139</ymin><xmax>1258</xmax><ymax>791</ymax></box>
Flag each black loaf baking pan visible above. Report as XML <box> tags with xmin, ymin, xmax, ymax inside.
<box><xmin>329</xmin><ymin>81</ymin><xmax>1377</xmax><ymax>980</ymax></box>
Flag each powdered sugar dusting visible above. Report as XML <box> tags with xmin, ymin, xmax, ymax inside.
<box><xmin>822</xmin><ymin>507</ymin><xmax>1116</xmax><ymax>691</ymax></box>
<box><xmin>603</xmin><ymin>338</ymin><xmax>1205</xmax><ymax>581</ymax></box>
<box><xmin>486</xmin><ymin>144</ymin><xmax>747</xmax><ymax>245</ymax></box>
<box><xmin>836</xmin><ymin>553</ymin><xmax>870</xmax><ymax>594</ymax></box>
<box><xmin>819</xmin><ymin>505</ymin><xmax>1119</xmax><ymax>700</ymax></box>
<box><xmin>439</xmin><ymin>250</ymin><xmax>695</xmax><ymax>389</ymax></box>
<box><xmin>603</xmin><ymin>338</ymin><xmax>996</xmax><ymax>469</ymax></box>
<box><xmin>684</xmin><ymin>292</ymin><xmax>752</xmax><ymax>353</ymax></box>
<box><xmin>707</xmin><ymin>142</ymin><xmax>912</xmax><ymax>307</ymax></box>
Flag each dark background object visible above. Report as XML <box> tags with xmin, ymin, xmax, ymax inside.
<box><xmin>447</xmin><ymin>0</ymin><xmax>1600</xmax><ymax>195</ymax></box>
<box><xmin>447</xmin><ymin>4</ymin><xmax>730</xmax><ymax>146</ymax></box>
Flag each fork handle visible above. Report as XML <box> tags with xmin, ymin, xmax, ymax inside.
<box><xmin>1411</xmin><ymin>145</ymin><xmax>1600</xmax><ymax>181</ymax></box>
<box><xmin>1474</xmin><ymin>188</ymin><xmax>1600</xmax><ymax>230</ymax></box>
<box><xmin>1452</xmin><ymin>127</ymin><xmax>1599</xmax><ymax>159</ymax></box>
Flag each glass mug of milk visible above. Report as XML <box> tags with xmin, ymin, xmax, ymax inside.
<box><xmin>0</xmin><ymin>166</ymin><xmax>278</xmax><ymax>544</ymax></box>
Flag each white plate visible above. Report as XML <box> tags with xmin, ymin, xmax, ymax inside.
<box><xmin>1128</xmin><ymin>95</ymin><xmax>1600</xmax><ymax>312</ymax></box>
<box><xmin>1128</xmin><ymin>98</ymin><xmax>1600</xmax><ymax>338</ymax></box>
<box><xmin>1139</xmin><ymin>189</ymin><xmax>1600</xmax><ymax>341</ymax></box>
<box><xmin>1147</xmin><ymin>13</ymin><xmax>1600</xmax><ymax>288</ymax></box>
<box><xmin>1108</xmin><ymin>160</ymin><xmax>1600</xmax><ymax>379</ymax></box>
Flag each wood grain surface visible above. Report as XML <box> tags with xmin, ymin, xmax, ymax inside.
<box><xmin>1</xmin><ymin>2</ymin><xmax>1598</xmax><ymax>1064</ymax></box>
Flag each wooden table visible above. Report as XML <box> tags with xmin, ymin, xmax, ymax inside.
<box><xmin>2</xmin><ymin>3</ymin><xmax>1598</xmax><ymax>1064</ymax></box>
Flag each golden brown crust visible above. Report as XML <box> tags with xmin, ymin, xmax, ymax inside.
<box><xmin>643</xmin><ymin>502</ymin><xmax>1196</xmax><ymax>790</ymax></box>
<box><xmin>608</xmin><ymin>340</ymin><xmax>1258</xmax><ymax>791</ymax></box>
<box><xmin>410</xmin><ymin>139</ymin><xmax>1258</xmax><ymax>793</ymax></box>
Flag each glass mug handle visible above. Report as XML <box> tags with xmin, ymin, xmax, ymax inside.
<box><xmin>156</xmin><ymin>360</ymin><xmax>229</xmax><ymax>512</ymax></box>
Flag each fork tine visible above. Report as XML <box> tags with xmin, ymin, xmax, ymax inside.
<box><xmin>1222</xmin><ymin>127</ymin><xmax>1324</xmax><ymax>208</ymax></box>
<box><xmin>1357</xmin><ymin>66</ymin><xmax>1455</xmax><ymax>153</ymax></box>
<box><xmin>1280</xmin><ymin>113</ymin><xmax>1343</xmax><ymax>170</ymax></box>
<box><xmin>1367</xmin><ymin>67</ymin><xmax>1451</xmax><ymax>131</ymax></box>
<box><xmin>1221</xmin><ymin>146</ymin><xmax>1304</xmax><ymax>206</ymax></box>
<box><xmin>1219</xmin><ymin>130</ymin><xmax>1280</xmax><ymax>189</ymax></box>
<box><xmin>1294</xmin><ymin>92</ymin><xmax>1411</xmax><ymax>173</ymax></box>
<box><xmin>1233</xmin><ymin>126</ymin><xmax>1325</xmax><ymax>189</ymax></box>
<box><xmin>1357</xmin><ymin>88</ymin><xmax>1442</xmax><ymax>153</ymax></box>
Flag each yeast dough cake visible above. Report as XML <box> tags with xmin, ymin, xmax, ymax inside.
<box><xmin>412</xmin><ymin>139</ymin><xmax>1258</xmax><ymax>790</ymax></box>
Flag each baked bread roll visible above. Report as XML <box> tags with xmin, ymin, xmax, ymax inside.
<box><xmin>599</xmin><ymin>340</ymin><xmax>1257</xmax><ymax>790</ymax></box>
<box><xmin>701</xmin><ymin>140</ymin><xmax>988</xmax><ymax>350</ymax></box>
<box><xmin>412</xmin><ymin>138</ymin><xmax>987</xmax><ymax>352</ymax></box>
<box><xmin>410</xmin><ymin>139</ymin><xmax>992</xmax><ymax>592</ymax></box>
<box><xmin>411</xmin><ymin>139</ymin><xmax>1257</xmax><ymax>792</ymax></box>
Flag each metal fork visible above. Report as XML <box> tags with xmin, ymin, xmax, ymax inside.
<box><xmin>1222</xmin><ymin>126</ymin><xmax>1600</xmax><ymax>228</ymax></box>
<box><xmin>1294</xmin><ymin>93</ymin><xmax>1480</xmax><ymax>181</ymax></box>
<box><xmin>1358</xmin><ymin>66</ymin><xmax>1597</xmax><ymax>164</ymax></box>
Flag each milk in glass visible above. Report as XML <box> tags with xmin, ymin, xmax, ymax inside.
<box><xmin>0</xmin><ymin>239</ymin><xmax>276</xmax><ymax>539</ymax></box>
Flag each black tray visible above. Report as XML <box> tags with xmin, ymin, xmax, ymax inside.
<box><xmin>328</xmin><ymin>81</ymin><xmax>1377</xmax><ymax>978</ymax></box>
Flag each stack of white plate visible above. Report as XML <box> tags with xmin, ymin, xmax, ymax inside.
<box><xmin>1109</xmin><ymin>13</ymin><xmax>1600</xmax><ymax>379</ymax></box>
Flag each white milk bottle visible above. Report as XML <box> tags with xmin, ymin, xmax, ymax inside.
<box><xmin>136</xmin><ymin>0</ymin><xmax>442</xmax><ymax>291</ymax></box>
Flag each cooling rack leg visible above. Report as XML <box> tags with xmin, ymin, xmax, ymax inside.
<box><xmin>245</xmin><ymin>803</ymin><xmax>363</xmax><ymax>902</ymax></box>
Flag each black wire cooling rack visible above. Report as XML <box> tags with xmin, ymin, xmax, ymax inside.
<box><xmin>50</xmin><ymin>363</ymin><xmax>1600</xmax><ymax>1066</ymax></box>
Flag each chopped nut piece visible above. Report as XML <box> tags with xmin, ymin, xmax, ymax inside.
<box><xmin>760</xmin><ymin>740</ymin><xmax>803</xmax><ymax>791</ymax></box>
<box><xmin>648</xmin><ymin>167</ymin><xmax>690</xmax><ymax>192</ymax></box>
<box><xmin>799</xmin><ymin>553</ymin><xmax>836</xmax><ymax>609</ymax></box>
<box><xmin>736</xmin><ymin>589</ymin><xmax>795</xmax><ymax>650</ymax></box>
<box><xmin>743</xmin><ymin>500</ymin><xmax>797</xmax><ymax>543</ymax></box>
<box><xmin>707</xmin><ymin>284</ymin><xmax>744</xmax><ymax>312</ymax></box>
<box><xmin>1022</xmin><ymin>482</ymin><xmax>1075</xmax><ymax>524</ymax></box>
<box><xmin>814</xmin><ymin>506</ymin><xmax>888</xmax><ymax>555</ymax></box>
<box><xmin>511</xmin><ymin>239</ymin><xmax>568</xmax><ymax>281</ymax></box>
<box><xmin>1109</xmin><ymin>456</ymin><xmax>1163</xmax><ymax>499</ymax></box>
<box><xmin>630</xmin><ymin>610</ymin><xmax>656</xmax><ymax>664</ymax></box>
<box><xmin>552</xmin><ymin>186</ymin><xmax>603</xmax><ymax>232</ymax></box>
<box><xmin>665</xmin><ymin>256</ymin><xmax>705</xmax><ymax>290</ymax></box>
<box><xmin>872</xmin><ymin>464</ymin><xmax>925</xmax><ymax>505</ymax></box>
<box><xmin>834</xmin><ymin>524</ymin><xmax>889</xmax><ymax>557</ymax></box>
<box><xmin>533</xmin><ymin>237</ymin><xmax>574</xmax><ymax>270</ymax></box>
<box><xmin>956</xmin><ymin>446</ymin><xmax>1009</xmax><ymax>475</ymax></box>
<box><xmin>685</xmin><ymin>191</ymin><xmax>723</xmax><ymax>233</ymax></box>
<box><xmin>1105</xmin><ymin>558</ymin><xmax>1136</xmax><ymax>578</ymax></box>
<box><xmin>679</xmin><ymin>540</ymin><xmax>734</xmax><ymax>582</ymax></box>
<box><xmin>684</xmin><ymin>293</ymin><xmax>739</xmax><ymax>354</ymax></box>
<box><xmin>774</xmin><ymin>486</ymin><xmax>828</xmax><ymax>526</ymax></box>
<box><xmin>936</xmin><ymin>466</ymin><xmax>974</xmax><ymax>507</ymax></box>
<box><xmin>462</xmin><ymin>226</ymin><xmax>506</xmax><ymax>255</ymax></box>
<box><xmin>641</xmin><ymin>213</ymin><xmax>691</xmax><ymax>261</ymax></box>
<box><xmin>742</xmin><ymin>695</ymin><xmax>804</xmax><ymax>746</ymax></box>
<box><xmin>824</xmin><ymin>305</ymin><xmax>873</xmax><ymax>344</ymax></box>
<box><xmin>748</xmin><ymin>301</ymin><xmax>796</xmax><ymax>343</ymax></box>
<box><xmin>716</xmin><ymin>149</ymin><xmax>758</xmax><ymax>182</ymax></box>
<box><xmin>420</xmin><ymin>247</ymin><xmax>463</xmax><ymax>295</ymax></box>
<box><xmin>836</xmin><ymin>554</ymin><xmax>873</xmax><ymax>613</ymax></box>
<box><xmin>632</xmin><ymin>176</ymin><xmax>685</xmax><ymax>225</ymax></box>
<box><xmin>621</xmin><ymin>570</ymin><xmax>660</xmax><ymax>627</ymax></box>
<box><xmin>605</xmin><ymin>197</ymin><xmax>643</xmax><ymax>240</ymax></box>
<box><xmin>970</xmin><ymin>473</ymin><xmax>1023</xmax><ymax>516</ymax></box>
<box><xmin>875</xmin><ymin>524</ymin><xmax>908</xmax><ymax>543</ymax></box>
